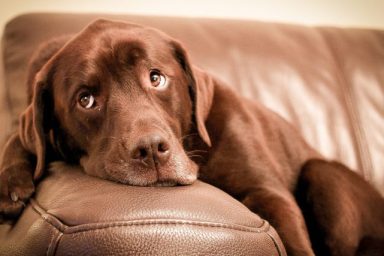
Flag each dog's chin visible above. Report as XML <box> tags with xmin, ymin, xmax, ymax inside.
<box><xmin>101</xmin><ymin>163</ymin><xmax>198</xmax><ymax>187</ymax></box>
<box><xmin>150</xmin><ymin>180</ymin><xmax>178</xmax><ymax>187</ymax></box>
<box><xmin>109</xmin><ymin>173</ymin><xmax>197</xmax><ymax>187</ymax></box>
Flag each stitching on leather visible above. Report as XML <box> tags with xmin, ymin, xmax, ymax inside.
<box><xmin>30</xmin><ymin>200</ymin><xmax>271</xmax><ymax>235</ymax></box>
<box><xmin>318</xmin><ymin>28</ymin><xmax>373</xmax><ymax>180</ymax></box>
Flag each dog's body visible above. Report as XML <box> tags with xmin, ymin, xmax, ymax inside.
<box><xmin>0</xmin><ymin>19</ymin><xmax>383</xmax><ymax>255</ymax></box>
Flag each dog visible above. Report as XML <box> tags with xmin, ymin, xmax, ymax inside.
<box><xmin>0</xmin><ymin>19</ymin><xmax>383</xmax><ymax>256</ymax></box>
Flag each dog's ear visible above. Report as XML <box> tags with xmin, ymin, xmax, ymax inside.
<box><xmin>171</xmin><ymin>41</ymin><xmax>214</xmax><ymax>147</ymax></box>
<box><xmin>19</xmin><ymin>76</ymin><xmax>52</xmax><ymax>181</ymax></box>
<box><xmin>19</xmin><ymin>36</ymin><xmax>69</xmax><ymax>180</ymax></box>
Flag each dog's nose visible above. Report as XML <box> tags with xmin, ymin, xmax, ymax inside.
<box><xmin>131</xmin><ymin>134</ymin><xmax>171</xmax><ymax>168</ymax></box>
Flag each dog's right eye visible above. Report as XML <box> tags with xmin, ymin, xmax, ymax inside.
<box><xmin>78</xmin><ymin>93</ymin><xmax>96</xmax><ymax>109</ymax></box>
<box><xmin>149</xmin><ymin>70</ymin><xmax>167</xmax><ymax>89</ymax></box>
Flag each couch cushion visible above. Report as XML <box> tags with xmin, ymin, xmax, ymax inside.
<box><xmin>0</xmin><ymin>162</ymin><xmax>285</xmax><ymax>256</ymax></box>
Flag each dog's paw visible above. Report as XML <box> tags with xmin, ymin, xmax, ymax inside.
<box><xmin>0</xmin><ymin>164</ymin><xmax>35</xmax><ymax>223</ymax></box>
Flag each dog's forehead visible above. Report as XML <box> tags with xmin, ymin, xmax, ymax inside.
<box><xmin>48</xmin><ymin>20</ymin><xmax>182</xmax><ymax>98</ymax></box>
<box><xmin>73</xmin><ymin>19</ymin><xmax>171</xmax><ymax>52</ymax></box>
<box><xmin>55</xmin><ymin>19</ymin><xmax>176</xmax><ymax>72</ymax></box>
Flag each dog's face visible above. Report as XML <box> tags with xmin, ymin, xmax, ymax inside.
<box><xmin>20</xmin><ymin>20</ymin><xmax>213</xmax><ymax>186</ymax></box>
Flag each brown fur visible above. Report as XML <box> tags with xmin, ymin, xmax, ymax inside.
<box><xmin>0</xmin><ymin>19</ymin><xmax>383</xmax><ymax>256</ymax></box>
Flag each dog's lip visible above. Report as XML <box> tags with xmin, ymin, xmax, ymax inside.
<box><xmin>99</xmin><ymin>150</ymin><xmax>199</xmax><ymax>187</ymax></box>
<box><xmin>149</xmin><ymin>180</ymin><xmax>178</xmax><ymax>187</ymax></box>
<box><xmin>104</xmin><ymin>169</ymin><xmax>197</xmax><ymax>187</ymax></box>
<box><xmin>127</xmin><ymin>172</ymin><xmax>198</xmax><ymax>187</ymax></box>
<box><xmin>148</xmin><ymin>173</ymin><xmax>198</xmax><ymax>187</ymax></box>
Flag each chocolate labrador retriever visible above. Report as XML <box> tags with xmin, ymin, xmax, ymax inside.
<box><xmin>0</xmin><ymin>19</ymin><xmax>383</xmax><ymax>256</ymax></box>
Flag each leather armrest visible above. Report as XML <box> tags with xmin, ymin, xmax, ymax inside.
<box><xmin>0</xmin><ymin>162</ymin><xmax>286</xmax><ymax>255</ymax></box>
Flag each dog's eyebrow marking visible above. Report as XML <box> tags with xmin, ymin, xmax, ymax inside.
<box><xmin>95</xmin><ymin>39</ymin><xmax>147</xmax><ymax>78</ymax></box>
<box><xmin>111</xmin><ymin>40</ymin><xmax>147</xmax><ymax>67</ymax></box>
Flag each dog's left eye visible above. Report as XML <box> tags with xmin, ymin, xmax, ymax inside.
<box><xmin>78</xmin><ymin>93</ymin><xmax>96</xmax><ymax>109</ymax></box>
<box><xmin>150</xmin><ymin>70</ymin><xmax>167</xmax><ymax>89</ymax></box>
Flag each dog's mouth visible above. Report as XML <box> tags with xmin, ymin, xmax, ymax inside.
<box><xmin>149</xmin><ymin>180</ymin><xmax>178</xmax><ymax>187</ymax></box>
<box><xmin>83</xmin><ymin>153</ymin><xmax>199</xmax><ymax>187</ymax></box>
<box><xmin>126</xmin><ymin>164</ymin><xmax>198</xmax><ymax>187</ymax></box>
<box><xmin>104</xmin><ymin>168</ymin><xmax>198</xmax><ymax>187</ymax></box>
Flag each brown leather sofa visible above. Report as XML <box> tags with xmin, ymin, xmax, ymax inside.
<box><xmin>0</xmin><ymin>13</ymin><xmax>383</xmax><ymax>255</ymax></box>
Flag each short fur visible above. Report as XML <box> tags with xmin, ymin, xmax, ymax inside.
<box><xmin>0</xmin><ymin>19</ymin><xmax>383</xmax><ymax>256</ymax></box>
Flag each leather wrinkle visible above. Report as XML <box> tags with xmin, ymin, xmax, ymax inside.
<box><xmin>318</xmin><ymin>28</ymin><xmax>373</xmax><ymax>181</ymax></box>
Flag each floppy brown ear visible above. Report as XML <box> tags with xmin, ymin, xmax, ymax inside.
<box><xmin>19</xmin><ymin>80</ymin><xmax>50</xmax><ymax>180</ymax></box>
<box><xmin>18</xmin><ymin>36</ymin><xmax>68</xmax><ymax>180</ymax></box>
<box><xmin>171</xmin><ymin>41</ymin><xmax>214</xmax><ymax>147</ymax></box>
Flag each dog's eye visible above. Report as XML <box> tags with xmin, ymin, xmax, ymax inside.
<box><xmin>78</xmin><ymin>93</ymin><xmax>95</xmax><ymax>109</ymax></box>
<box><xmin>150</xmin><ymin>70</ymin><xmax>167</xmax><ymax>89</ymax></box>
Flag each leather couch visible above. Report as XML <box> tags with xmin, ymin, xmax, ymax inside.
<box><xmin>0</xmin><ymin>13</ymin><xmax>383</xmax><ymax>255</ymax></box>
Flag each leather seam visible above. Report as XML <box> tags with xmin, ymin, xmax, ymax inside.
<box><xmin>30</xmin><ymin>199</ymin><xmax>271</xmax><ymax>235</ymax></box>
<box><xmin>47</xmin><ymin>229</ymin><xmax>56</xmax><ymax>255</ymax></box>
<box><xmin>46</xmin><ymin>228</ymin><xmax>63</xmax><ymax>256</ymax></box>
<box><xmin>318</xmin><ymin>28</ymin><xmax>373</xmax><ymax>180</ymax></box>
<box><xmin>30</xmin><ymin>201</ymin><xmax>63</xmax><ymax>256</ymax></box>
<box><xmin>61</xmin><ymin>219</ymin><xmax>270</xmax><ymax>235</ymax></box>
<box><xmin>266</xmin><ymin>232</ymin><xmax>283</xmax><ymax>256</ymax></box>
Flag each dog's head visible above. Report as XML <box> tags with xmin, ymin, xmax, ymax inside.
<box><xmin>20</xmin><ymin>19</ymin><xmax>214</xmax><ymax>186</ymax></box>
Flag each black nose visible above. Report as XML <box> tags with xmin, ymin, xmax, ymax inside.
<box><xmin>131</xmin><ymin>133</ymin><xmax>171</xmax><ymax>168</ymax></box>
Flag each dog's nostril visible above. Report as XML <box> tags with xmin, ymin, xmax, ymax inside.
<box><xmin>131</xmin><ymin>134</ymin><xmax>171</xmax><ymax>167</ymax></box>
<box><xmin>139</xmin><ymin>148</ymin><xmax>148</xmax><ymax>158</ymax></box>
<box><xmin>158</xmin><ymin>142</ymin><xmax>169</xmax><ymax>153</ymax></box>
<box><xmin>132</xmin><ymin>147</ymin><xmax>149</xmax><ymax>160</ymax></box>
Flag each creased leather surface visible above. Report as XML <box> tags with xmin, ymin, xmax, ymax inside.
<box><xmin>0</xmin><ymin>163</ymin><xmax>285</xmax><ymax>255</ymax></box>
<box><xmin>1</xmin><ymin>13</ymin><xmax>383</xmax><ymax>194</ymax></box>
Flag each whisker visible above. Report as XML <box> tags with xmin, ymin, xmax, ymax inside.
<box><xmin>187</xmin><ymin>150</ymin><xmax>208</xmax><ymax>154</ymax></box>
<box><xmin>180</xmin><ymin>133</ymin><xmax>199</xmax><ymax>142</ymax></box>
<box><xmin>187</xmin><ymin>154</ymin><xmax>205</xmax><ymax>160</ymax></box>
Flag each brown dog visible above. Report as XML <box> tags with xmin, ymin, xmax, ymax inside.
<box><xmin>0</xmin><ymin>19</ymin><xmax>383</xmax><ymax>256</ymax></box>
